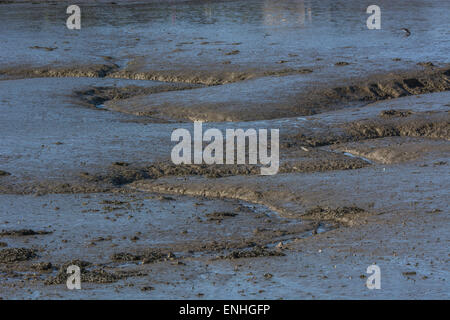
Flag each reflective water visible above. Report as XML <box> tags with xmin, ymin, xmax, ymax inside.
<box><xmin>1</xmin><ymin>0</ymin><xmax>449</xmax><ymax>72</ymax></box>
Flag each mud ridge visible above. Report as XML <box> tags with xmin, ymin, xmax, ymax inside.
<box><xmin>283</xmin><ymin>112</ymin><xmax>449</xmax><ymax>149</ymax></box>
<box><xmin>73</xmin><ymin>83</ymin><xmax>203</xmax><ymax>109</ymax></box>
<box><xmin>108</xmin><ymin>67</ymin><xmax>316</xmax><ymax>86</ymax></box>
<box><xmin>84</xmin><ymin>155</ymin><xmax>369</xmax><ymax>187</ymax></box>
<box><xmin>0</xmin><ymin>64</ymin><xmax>119</xmax><ymax>80</ymax></box>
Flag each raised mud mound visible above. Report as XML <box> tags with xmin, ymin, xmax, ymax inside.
<box><xmin>0</xmin><ymin>248</ymin><xmax>36</xmax><ymax>263</ymax></box>
<box><xmin>301</xmin><ymin>206</ymin><xmax>369</xmax><ymax>226</ymax></box>
<box><xmin>346</xmin><ymin>114</ymin><xmax>449</xmax><ymax>141</ymax></box>
<box><xmin>321</xmin><ymin>67</ymin><xmax>450</xmax><ymax>105</ymax></box>
<box><xmin>44</xmin><ymin>259</ymin><xmax>147</xmax><ymax>285</ymax></box>
<box><xmin>110</xmin><ymin>250</ymin><xmax>176</xmax><ymax>264</ymax></box>
<box><xmin>223</xmin><ymin>247</ymin><xmax>285</xmax><ymax>260</ymax></box>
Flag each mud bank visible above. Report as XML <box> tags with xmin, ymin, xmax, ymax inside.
<box><xmin>105</xmin><ymin>66</ymin><xmax>450</xmax><ymax>122</ymax></box>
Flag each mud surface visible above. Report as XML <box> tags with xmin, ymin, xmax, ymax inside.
<box><xmin>0</xmin><ymin>0</ymin><xmax>449</xmax><ymax>299</ymax></box>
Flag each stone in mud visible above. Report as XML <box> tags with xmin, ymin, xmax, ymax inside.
<box><xmin>0</xmin><ymin>248</ymin><xmax>36</xmax><ymax>263</ymax></box>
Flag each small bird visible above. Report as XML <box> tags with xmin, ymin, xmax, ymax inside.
<box><xmin>401</xmin><ymin>28</ymin><xmax>411</xmax><ymax>37</ymax></box>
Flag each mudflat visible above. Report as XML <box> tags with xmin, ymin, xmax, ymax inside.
<box><xmin>0</xmin><ymin>0</ymin><xmax>448</xmax><ymax>299</ymax></box>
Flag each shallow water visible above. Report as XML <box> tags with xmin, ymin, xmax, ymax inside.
<box><xmin>1</xmin><ymin>0</ymin><xmax>449</xmax><ymax>71</ymax></box>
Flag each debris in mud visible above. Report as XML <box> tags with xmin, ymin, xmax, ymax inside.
<box><xmin>0</xmin><ymin>248</ymin><xmax>36</xmax><ymax>263</ymax></box>
<box><xmin>205</xmin><ymin>212</ymin><xmax>238</xmax><ymax>221</ymax></box>
<box><xmin>110</xmin><ymin>250</ymin><xmax>176</xmax><ymax>264</ymax></box>
<box><xmin>0</xmin><ymin>229</ymin><xmax>52</xmax><ymax>237</ymax></box>
<box><xmin>224</xmin><ymin>247</ymin><xmax>285</xmax><ymax>260</ymax></box>
<box><xmin>379</xmin><ymin>109</ymin><xmax>412</xmax><ymax>118</ymax></box>
<box><xmin>301</xmin><ymin>206</ymin><xmax>368</xmax><ymax>225</ymax></box>
<box><xmin>0</xmin><ymin>170</ymin><xmax>11</xmax><ymax>177</ymax></box>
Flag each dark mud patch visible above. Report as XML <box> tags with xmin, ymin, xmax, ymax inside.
<box><xmin>29</xmin><ymin>46</ymin><xmax>57</xmax><ymax>52</ymax></box>
<box><xmin>222</xmin><ymin>247</ymin><xmax>285</xmax><ymax>260</ymax></box>
<box><xmin>0</xmin><ymin>170</ymin><xmax>11</xmax><ymax>177</ymax></box>
<box><xmin>206</xmin><ymin>212</ymin><xmax>238</xmax><ymax>221</ymax></box>
<box><xmin>110</xmin><ymin>250</ymin><xmax>176</xmax><ymax>264</ymax></box>
<box><xmin>0</xmin><ymin>177</ymin><xmax>113</xmax><ymax>196</ymax></box>
<box><xmin>31</xmin><ymin>262</ymin><xmax>53</xmax><ymax>272</ymax></box>
<box><xmin>0</xmin><ymin>229</ymin><xmax>52</xmax><ymax>237</ymax></box>
<box><xmin>379</xmin><ymin>109</ymin><xmax>412</xmax><ymax>118</ymax></box>
<box><xmin>0</xmin><ymin>248</ymin><xmax>36</xmax><ymax>263</ymax></box>
<box><xmin>301</xmin><ymin>206</ymin><xmax>369</xmax><ymax>226</ymax></box>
